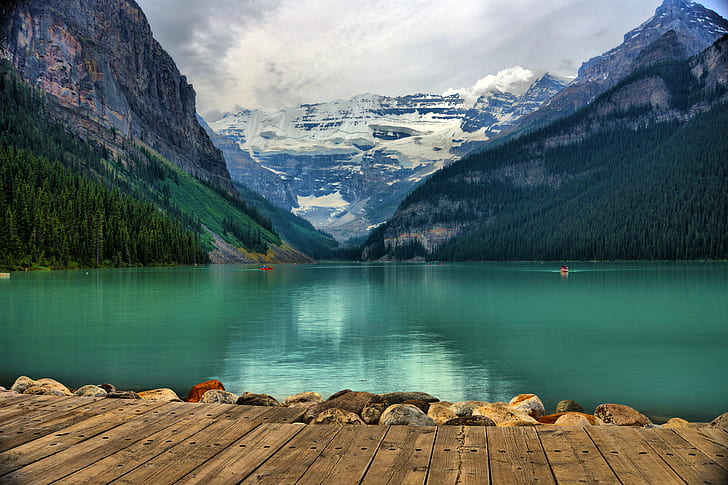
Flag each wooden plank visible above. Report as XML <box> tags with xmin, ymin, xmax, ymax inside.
<box><xmin>487</xmin><ymin>426</ymin><xmax>556</xmax><ymax>485</ymax></box>
<box><xmin>238</xmin><ymin>424</ymin><xmax>342</xmax><ymax>484</ymax></box>
<box><xmin>0</xmin><ymin>398</ymin><xmax>147</xmax><ymax>453</ymax></box>
<box><xmin>52</xmin><ymin>403</ymin><xmax>251</xmax><ymax>484</ymax></box>
<box><xmin>672</xmin><ymin>427</ymin><xmax>728</xmax><ymax>472</ymax></box>
<box><xmin>640</xmin><ymin>428</ymin><xmax>728</xmax><ymax>485</ymax></box>
<box><xmin>0</xmin><ymin>396</ymin><xmax>80</xmax><ymax>422</ymax></box>
<box><xmin>295</xmin><ymin>424</ymin><xmax>389</xmax><ymax>485</ymax></box>
<box><xmin>248</xmin><ymin>405</ymin><xmax>305</xmax><ymax>424</ymax></box>
<box><xmin>108</xmin><ymin>407</ymin><xmax>276</xmax><ymax>484</ymax></box>
<box><xmin>537</xmin><ymin>426</ymin><xmax>620</xmax><ymax>484</ymax></box>
<box><xmin>425</xmin><ymin>425</ymin><xmax>489</xmax><ymax>485</ymax></box>
<box><xmin>360</xmin><ymin>425</ymin><xmax>437</xmax><ymax>485</ymax></box>
<box><xmin>585</xmin><ymin>426</ymin><xmax>686</xmax><ymax>485</ymax></box>
<box><xmin>0</xmin><ymin>400</ymin><xmax>187</xmax><ymax>481</ymax></box>
<box><xmin>177</xmin><ymin>423</ymin><xmax>306</xmax><ymax>484</ymax></box>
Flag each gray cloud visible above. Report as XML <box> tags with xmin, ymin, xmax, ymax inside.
<box><xmin>135</xmin><ymin>0</ymin><xmax>728</xmax><ymax>116</ymax></box>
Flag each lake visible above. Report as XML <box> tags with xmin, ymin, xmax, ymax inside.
<box><xmin>1</xmin><ymin>262</ymin><xmax>726</xmax><ymax>422</ymax></box>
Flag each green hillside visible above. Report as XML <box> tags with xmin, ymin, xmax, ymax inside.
<box><xmin>364</xmin><ymin>54</ymin><xmax>728</xmax><ymax>261</ymax></box>
<box><xmin>0</xmin><ymin>61</ymin><xmax>284</xmax><ymax>270</ymax></box>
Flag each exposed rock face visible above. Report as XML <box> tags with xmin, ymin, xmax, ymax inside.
<box><xmin>0</xmin><ymin>0</ymin><xmax>230</xmax><ymax>185</ymax></box>
<box><xmin>504</xmin><ymin>0</ymin><xmax>728</xmax><ymax>137</ymax></box>
<box><xmin>594</xmin><ymin>403</ymin><xmax>652</xmax><ymax>427</ymax></box>
<box><xmin>209</xmin><ymin>76</ymin><xmax>567</xmax><ymax>240</ymax></box>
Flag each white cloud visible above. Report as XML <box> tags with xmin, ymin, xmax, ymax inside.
<box><xmin>135</xmin><ymin>0</ymin><xmax>728</xmax><ymax>116</ymax></box>
<box><xmin>443</xmin><ymin>67</ymin><xmax>536</xmax><ymax>106</ymax></box>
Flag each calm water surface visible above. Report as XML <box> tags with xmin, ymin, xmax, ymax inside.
<box><xmin>2</xmin><ymin>262</ymin><xmax>726</xmax><ymax>422</ymax></box>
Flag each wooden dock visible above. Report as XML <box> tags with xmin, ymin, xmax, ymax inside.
<box><xmin>0</xmin><ymin>394</ymin><xmax>726</xmax><ymax>484</ymax></box>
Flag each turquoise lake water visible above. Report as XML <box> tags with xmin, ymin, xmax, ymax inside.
<box><xmin>1</xmin><ymin>262</ymin><xmax>726</xmax><ymax>422</ymax></box>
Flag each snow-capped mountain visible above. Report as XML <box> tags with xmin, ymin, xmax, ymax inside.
<box><xmin>508</xmin><ymin>0</ymin><xmax>728</xmax><ymax>137</ymax></box>
<box><xmin>209</xmin><ymin>73</ymin><xmax>567</xmax><ymax>240</ymax></box>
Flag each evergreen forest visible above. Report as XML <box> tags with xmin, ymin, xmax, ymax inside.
<box><xmin>364</xmin><ymin>57</ymin><xmax>728</xmax><ymax>261</ymax></box>
<box><xmin>0</xmin><ymin>61</ymin><xmax>281</xmax><ymax>270</ymax></box>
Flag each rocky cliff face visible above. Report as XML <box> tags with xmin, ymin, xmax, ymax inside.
<box><xmin>0</xmin><ymin>0</ymin><xmax>230</xmax><ymax>184</ymax></box>
<box><xmin>209</xmin><ymin>74</ymin><xmax>567</xmax><ymax>240</ymax></box>
<box><xmin>505</xmin><ymin>0</ymin><xmax>728</xmax><ymax>138</ymax></box>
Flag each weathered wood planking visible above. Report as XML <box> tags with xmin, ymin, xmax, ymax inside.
<box><xmin>426</xmin><ymin>425</ymin><xmax>489</xmax><ymax>485</ymax></box>
<box><xmin>177</xmin><ymin>423</ymin><xmax>306</xmax><ymax>484</ymax></box>
<box><xmin>640</xmin><ymin>427</ymin><xmax>728</xmax><ymax>484</ymax></box>
<box><xmin>360</xmin><ymin>425</ymin><xmax>437</xmax><ymax>485</ymax></box>
<box><xmin>294</xmin><ymin>424</ymin><xmax>389</xmax><ymax>485</ymax></box>
<box><xmin>537</xmin><ymin>426</ymin><xmax>620</xmax><ymax>484</ymax></box>
<box><xmin>488</xmin><ymin>426</ymin><xmax>556</xmax><ymax>484</ymax></box>
<box><xmin>0</xmin><ymin>395</ymin><xmax>726</xmax><ymax>484</ymax></box>
<box><xmin>585</xmin><ymin>426</ymin><xmax>687</xmax><ymax>485</ymax></box>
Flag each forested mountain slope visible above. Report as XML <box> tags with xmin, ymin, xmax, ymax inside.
<box><xmin>362</xmin><ymin>36</ymin><xmax>728</xmax><ymax>261</ymax></box>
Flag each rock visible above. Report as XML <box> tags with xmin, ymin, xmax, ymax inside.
<box><xmin>661</xmin><ymin>418</ymin><xmax>690</xmax><ymax>429</ymax></box>
<box><xmin>594</xmin><ymin>404</ymin><xmax>651</xmax><ymax>427</ymax></box>
<box><xmin>555</xmin><ymin>414</ymin><xmax>591</xmax><ymax>427</ymax></box>
<box><xmin>99</xmin><ymin>384</ymin><xmax>117</xmax><ymax>394</ymax></box>
<box><xmin>379</xmin><ymin>404</ymin><xmax>436</xmax><ymax>426</ymax></box>
<box><xmin>200</xmin><ymin>390</ymin><xmax>238</xmax><ymax>404</ymax></box>
<box><xmin>23</xmin><ymin>386</ymin><xmax>67</xmax><ymax>396</ymax></box>
<box><xmin>538</xmin><ymin>413</ymin><xmax>603</xmax><ymax>425</ymax></box>
<box><xmin>509</xmin><ymin>394</ymin><xmax>546</xmax><ymax>419</ymax></box>
<box><xmin>451</xmin><ymin>401</ymin><xmax>489</xmax><ymax>417</ymax></box>
<box><xmin>375</xmin><ymin>392</ymin><xmax>439</xmax><ymax>407</ymax></box>
<box><xmin>284</xmin><ymin>392</ymin><xmax>323</xmax><ymax>407</ymax></box>
<box><xmin>138</xmin><ymin>388</ymin><xmax>180</xmax><ymax>401</ymax></box>
<box><xmin>74</xmin><ymin>385</ymin><xmax>108</xmax><ymax>398</ymax></box>
<box><xmin>186</xmin><ymin>380</ymin><xmax>225</xmax><ymax>403</ymax></box>
<box><xmin>472</xmin><ymin>403</ymin><xmax>539</xmax><ymax>426</ymax></box>
<box><xmin>428</xmin><ymin>402</ymin><xmax>458</xmax><ymax>425</ymax></box>
<box><xmin>443</xmin><ymin>416</ymin><xmax>496</xmax><ymax>426</ymax></box>
<box><xmin>361</xmin><ymin>402</ymin><xmax>388</xmax><ymax>425</ymax></box>
<box><xmin>10</xmin><ymin>376</ymin><xmax>36</xmax><ymax>393</ymax></box>
<box><xmin>107</xmin><ymin>390</ymin><xmax>141</xmax><ymax>400</ymax></box>
<box><xmin>303</xmin><ymin>391</ymin><xmax>375</xmax><ymax>424</ymax></box>
<box><xmin>709</xmin><ymin>412</ymin><xmax>728</xmax><ymax>429</ymax></box>
<box><xmin>327</xmin><ymin>389</ymin><xmax>352</xmax><ymax>401</ymax></box>
<box><xmin>236</xmin><ymin>392</ymin><xmax>281</xmax><ymax>407</ymax></box>
<box><xmin>402</xmin><ymin>400</ymin><xmax>430</xmax><ymax>414</ymax></box>
<box><xmin>310</xmin><ymin>408</ymin><xmax>366</xmax><ymax>425</ymax></box>
<box><xmin>555</xmin><ymin>400</ymin><xmax>585</xmax><ymax>414</ymax></box>
<box><xmin>14</xmin><ymin>377</ymin><xmax>72</xmax><ymax>396</ymax></box>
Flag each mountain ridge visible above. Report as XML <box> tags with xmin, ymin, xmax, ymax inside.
<box><xmin>361</xmin><ymin>34</ymin><xmax>728</xmax><ymax>261</ymax></box>
<box><xmin>209</xmin><ymin>72</ymin><xmax>568</xmax><ymax>240</ymax></box>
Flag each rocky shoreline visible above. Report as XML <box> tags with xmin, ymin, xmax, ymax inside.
<box><xmin>3</xmin><ymin>376</ymin><xmax>727</xmax><ymax>430</ymax></box>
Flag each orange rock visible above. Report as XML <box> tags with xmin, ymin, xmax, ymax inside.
<box><xmin>185</xmin><ymin>380</ymin><xmax>225</xmax><ymax>403</ymax></box>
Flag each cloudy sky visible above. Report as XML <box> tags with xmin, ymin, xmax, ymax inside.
<box><xmin>135</xmin><ymin>0</ymin><xmax>728</xmax><ymax>120</ymax></box>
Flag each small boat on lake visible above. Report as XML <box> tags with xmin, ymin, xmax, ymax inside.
<box><xmin>560</xmin><ymin>265</ymin><xmax>569</xmax><ymax>273</ymax></box>
<box><xmin>260</xmin><ymin>267</ymin><xmax>274</xmax><ymax>271</ymax></box>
